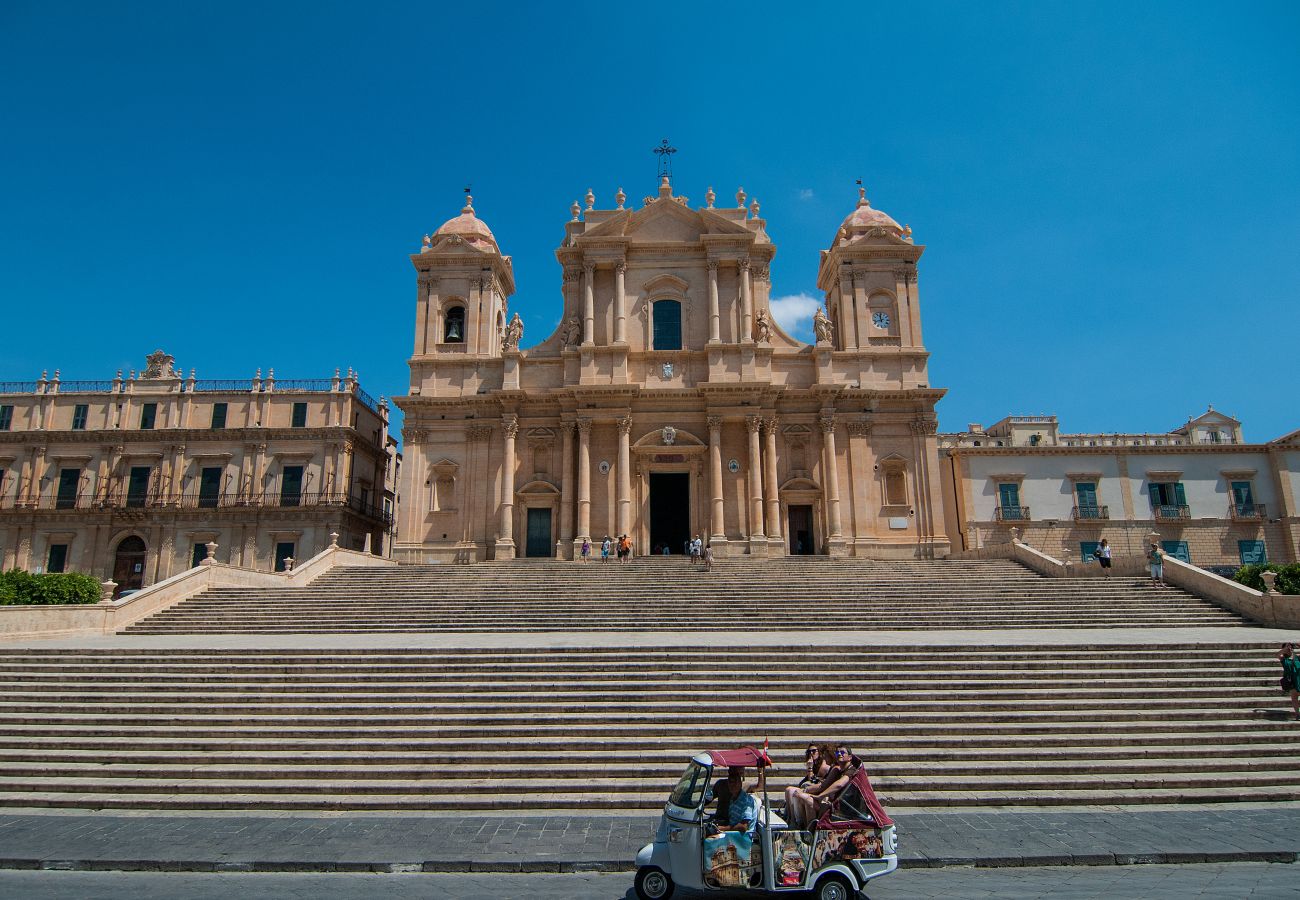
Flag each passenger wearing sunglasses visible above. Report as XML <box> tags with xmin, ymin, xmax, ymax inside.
<box><xmin>811</xmin><ymin>745</ymin><xmax>863</xmax><ymax>818</ymax></box>
<box><xmin>784</xmin><ymin>744</ymin><xmax>841</xmax><ymax>829</ymax></box>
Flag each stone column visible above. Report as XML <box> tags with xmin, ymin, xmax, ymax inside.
<box><xmin>614</xmin><ymin>262</ymin><xmax>627</xmax><ymax>344</ymax></box>
<box><xmin>708</xmin><ymin>416</ymin><xmax>725</xmax><ymax>540</ymax></box>
<box><xmin>839</xmin><ymin>268</ymin><xmax>858</xmax><ymax>350</ymax></box>
<box><xmin>617</xmin><ymin>415</ymin><xmax>632</xmax><ymax>538</ymax></box>
<box><xmin>497</xmin><ymin>416</ymin><xmax>518</xmax><ymax>556</ymax></box>
<box><xmin>739</xmin><ymin>260</ymin><xmax>753</xmax><ymax>342</ymax></box>
<box><xmin>746</xmin><ymin>416</ymin><xmax>765</xmax><ymax>539</ymax></box>
<box><xmin>763</xmin><ymin>416</ymin><xmax>781</xmax><ymax>541</ymax></box>
<box><xmin>820</xmin><ymin>414</ymin><xmax>843</xmax><ymax>538</ymax></box>
<box><xmin>559</xmin><ymin>421</ymin><xmax>575</xmax><ymax>552</ymax></box>
<box><xmin>707</xmin><ymin>261</ymin><xmax>720</xmax><ymax>343</ymax></box>
<box><xmin>582</xmin><ymin>263</ymin><xmax>596</xmax><ymax>346</ymax></box>
<box><xmin>576</xmin><ymin>418</ymin><xmax>592</xmax><ymax>541</ymax></box>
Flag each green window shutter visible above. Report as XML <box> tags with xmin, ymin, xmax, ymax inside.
<box><xmin>1076</xmin><ymin>482</ymin><xmax>1097</xmax><ymax>508</ymax></box>
<box><xmin>1080</xmin><ymin>541</ymin><xmax>1100</xmax><ymax>563</ymax></box>
<box><xmin>1161</xmin><ymin>540</ymin><xmax>1190</xmax><ymax>563</ymax></box>
<box><xmin>1173</xmin><ymin>483</ymin><xmax>1187</xmax><ymax>506</ymax></box>
<box><xmin>1238</xmin><ymin>540</ymin><xmax>1267</xmax><ymax>565</ymax></box>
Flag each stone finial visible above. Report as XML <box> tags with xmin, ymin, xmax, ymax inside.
<box><xmin>1261</xmin><ymin>571</ymin><xmax>1278</xmax><ymax>593</ymax></box>
<box><xmin>571</xmin><ymin>200</ymin><xmax>580</xmax><ymax>221</ymax></box>
<box><xmin>53</xmin><ymin>369</ymin><xmax>61</xmax><ymax>381</ymax></box>
<box><xmin>189</xmin><ymin>368</ymin><xmax>196</xmax><ymax>379</ymax></box>
<box><xmin>736</xmin><ymin>187</ymin><xmax>746</xmax><ymax>208</ymax></box>
<box><xmin>462</xmin><ymin>194</ymin><xmax>474</xmax><ymax>213</ymax></box>
<box><xmin>858</xmin><ymin>184</ymin><xmax>869</xmax><ymax>206</ymax></box>
<box><xmin>329</xmin><ymin>531</ymin><xmax>340</xmax><ymax>549</ymax></box>
<box><xmin>100</xmin><ymin>580</ymin><xmax>117</xmax><ymax>602</ymax></box>
<box><xmin>1009</xmin><ymin>527</ymin><xmax>1022</xmax><ymax>543</ymax></box>
<box><xmin>615</xmin><ymin>187</ymin><xmax>626</xmax><ymax>209</ymax></box>
<box><xmin>658</xmin><ymin>176</ymin><xmax>672</xmax><ymax>198</ymax></box>
<box><xmin>422</xmin><ymin>234</ymin><xmax>431</xmax><ymax>248</ymax></box>
<box><xmin>749</xmin><ymin>198</ymin><xmax>760</xmax><ymax>218</ymax></box>
<box><xmin>283</xmin><ymin>557</ymin><xmax>295</xmax><ymax>573</ymax></box>
<box><xmin>584</xmin><ymin>188</ymin><xmax>595</xmax><ymax>210</ymax></box>
<box><xmin>202</xmin><ymin>541</ymin><xmax>218</xmax><ymax>564</ymax></box>
<box><xmin>903</xmin><ymin>224</ymin><xmax>913</xmax><ymax>240</ymax></box>
<box><xmin>705</xmin><ymin>186</ymin><xmax>715</xmax><ymax>208</ymax></box>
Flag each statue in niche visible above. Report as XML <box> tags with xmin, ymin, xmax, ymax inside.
<box><xmin>754</xmin><ymin>309</ymin><xmax>772</xmax><ymax>344</ymax></box>
<box><xmin>561</xmin><ymin>315</ymin><xmax>583</xmax><ymax>347</ymax></box>
<box><xmin>502</xmin><ymin>313</ymin><xmax>524</xmax><ymax>351</ymax></box>
<box><xmin>813</xmin><ymin>306</ymin><xmax>834</xmax><ymax>344</ymax></box>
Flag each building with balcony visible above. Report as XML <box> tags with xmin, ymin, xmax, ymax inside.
<box><xmin>0</xmin><ymin>351</ymin><xmax>395</xmax><ymax>595</ymax></box>
<box><xmin>939</xmin><ymin>409</ymin><xmax>1300</xmax><ymax>568</ymax></box>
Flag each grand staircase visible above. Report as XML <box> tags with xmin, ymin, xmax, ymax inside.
<box><xmin>0</xmin><ymin>643</ymin><xmax>1296</xmax><ymax>811</ymax></box>
<box><xmin>122</xmin><ymin>558</ymin><xmax>1246</xmax><ymax>633</ymax></box>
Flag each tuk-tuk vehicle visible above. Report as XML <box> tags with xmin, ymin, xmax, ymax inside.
<box><xmin>634</xmin><ymin>747</ymin><xmax>897</xmax><ymax>900</ymax></box>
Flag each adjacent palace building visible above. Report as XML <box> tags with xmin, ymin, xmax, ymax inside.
<box><xmin>3</xmin><ymin>176</ymin><xmax>1297</xmax><ymax>588</ymax></box>
<box><xmin>0</xmin><ymin>353</ymin><xmax>396</xmax><ymax>595</ymax></box>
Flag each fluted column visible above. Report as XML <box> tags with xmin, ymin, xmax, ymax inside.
<box><xmin>746</xmin><ymin>416</ymin><xmax>765</xmax><ymax>539</ymax></box>
<box><xmin>739</xmin><ymin>260</ymin><xmax>753</xmax><ymax>342</ymax></box>
<box><xmin>707</xmin><ymin>261</ymin><xmax>720</xmax><ymax>343</ymax></box>
<box><xmin>708</xmin><ymin>416</ymin><xmax>725</xmax><ymax>539</ymax></box>
<box><xmin>576</xmin><ymin>418</ymin><xmax>592</xmax><ymax>540</ymax></box>
<box><xmin>559</xmin><ymin>421</ymin><xmax>574</xmax><ymax>550</ymax></box>
<box><xmin>582</xmin><ymin>263</ymin><xmax>596</xmax><ymax>346</ymax></box>
<box><xmin>763</xmin><ymin>416</ymin><xmax>781</xmax><ymax>541</ymax></box>
<box><xmin>614</xmin><ymin>262</ymin><xmax>627</xmax><ymax>344</ymax></box>
<box><xmin>820</xmin><ymin>413</ymin><xmax>842</xmax><ymax>538</ymax></box>
<box><xmin>617</xmin><ymin>415</ymin><xmax>632</xmax><ymax>538</ymax></box>
<box><xmin>499</xmin><ymin>416</ymin><xmax>518</xmax><ymax>545</ymax></box>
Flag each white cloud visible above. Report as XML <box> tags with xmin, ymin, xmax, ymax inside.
<box><xmin>769</xmin><ymin>292</ymin><xmax>822</xmax><ymax>342</ymax></box>
<box><xmin>798</xmin><ymin>188</ymin><xmax>814</xmax><ymax>200</ymax></box>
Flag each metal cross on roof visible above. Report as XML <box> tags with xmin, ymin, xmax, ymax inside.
<box><xmin>654</xmin><ymin>139</ymin><xmax>676</xmax><ymax>185</ymax></box>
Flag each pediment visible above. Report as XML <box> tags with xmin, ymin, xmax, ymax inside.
<box><xmin>642</xmin><ymin>273</ymin><xmax>689</xmax><ymax>296</ymax></box>
<box><xmin>633</xmin><ymin>426</ymin><xmax>706</xmax><ymax>449</ymax></box>
<box><xmin>625</xmin><ymin>201</ymin><xmax>706</xmax><ymax>243</ymax></box>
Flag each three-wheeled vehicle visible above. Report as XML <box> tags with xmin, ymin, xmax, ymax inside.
<box><xmin>634</xmin><ymin>747</ymin><xmax>897</xmax><ymax>900</ymax></box>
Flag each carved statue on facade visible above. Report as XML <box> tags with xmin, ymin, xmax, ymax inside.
<box><xmin>502</xmin><ymin>313</ymin><xmax>524</xmax><ymax>351</ymax></box>
<box><xmin>813</xmin><ymin>306</ymin><xmax>834</xmax><ymax>344</ymax></box>
<box><xmin>754</xmin><ymin>309</ymin><xmax>772</xmax><ymax>344</ymax></box>
<box><xmin>561</xmin><ymin>315</ymin><xmax>582</xmax><ymax>347</ymax></box>
<box><xmin>143</xmin><ymin>350</ymin><xmax>178</xmax><ymax>379</ymax></box>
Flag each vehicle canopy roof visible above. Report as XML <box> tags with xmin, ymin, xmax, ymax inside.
<box><xmin>813</xmin><ymin>765</ymin><xmax>894</xmax><ymax>830</ymax></box>
<box><xmin>700</xmin><ymin>746</ymin><xmax>773</xmax><ymax>769</ymax></box>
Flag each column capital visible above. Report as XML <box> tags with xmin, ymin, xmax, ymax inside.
<box><xmin>707</xmin><ymin>415</ymin><xmax>724</xmax><ymax>431</ymax></box>
<box><xmin>910</xmin><ymin>415</ymin><xmax>938</xmax><ymax>435</ymax></box>
<box><xmin>617</xmin><ymin>414</ymin><xmax>633</xmax><ymax>435</ymax></box>
<box><xmin>738</xmin><ymin>258</ymin><xmax>750</xmax><ymax>273</ymax></box>
<box><xmin>466</xmin><ymin>425</ymin><xmax>492</xmax><ymax>442</ymax></box>
<box><xmin>615</xmin><ymin>260</ymin><xmax>626</xmax><ymax>275</ymax></box>
<box><xmin>845</xmin><ymin>419</ymin><xmax>872</xmax><ymax>437</ymax></box>
<box><xmin>746</xmin><ymin>414</ymin><xmax>763</xmax><ymax>434</ymax></box>
<box><xmin>762</xmin><ymin>415</ymin><xmax>779</xmax><ymax>433</ymax></box>
<box><xmin>819</xmin><ymin>413</ymin><xmax>837</xmax><ymax>434</ymax></box>
<box><xmin>563</xmin><ymin>267</ymin><xmax>581</xmax><ymax>284</ymax></box>
<box><xmin>707</xmin><ymin>259</ymin><xmax>719</xmax><ymax>275</ymax></box>
<box><xmin>501</xmin><ymin>414</ymin><xmax>519</xmax><ymax>439</ymax></box>
<box><xmin>576</xmin><ymin>417</ymin><xmax>592</xmax><ymax>435</ymax></box>
<box><xmin>583</xmin><ymin>262</ymin><xmax>596</xmax><ymax>277</ymax></box>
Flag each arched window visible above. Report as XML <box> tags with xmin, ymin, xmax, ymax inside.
<box><xmin>652</xmin><ymin>300</ymin><xmax>682</xmax><ymax>350</ymax></box>
<box><xmin>443</xmin><ymin>306</ymin><xmax>465</xmax><ymax>343</ymax></box>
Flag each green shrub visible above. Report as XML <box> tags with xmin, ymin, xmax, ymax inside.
<box><xmin>0</xmin><ymin>570</ymin><xmax>102</xmax><ymax>605</ymax></box>
<box><xmin>1234</xmin><ymin>563</ymin><xmax>1300</xmax><ymax>595</ymax></box>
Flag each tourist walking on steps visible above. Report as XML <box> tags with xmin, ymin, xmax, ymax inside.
<box><xmin>601</xmin><ymin>535</ymin><xmax>611</xmax><ymax>562</ymax></box>
<box><xmin>580</xmin><ymin>537</ymin><xmax>591</xmax><ymax>562</ymax></box>
<box><xmin>1095</xmin><ymin>538</ymin><xmax>1112</xmax><ymax>576</ymax></box>
<box><xmin>1279</xmin><ymin>643</ymin><xmax>1300</xmax><ymax>721</ymax></box>
<box><xmin>703</xmin><ymin>542</ymin><xmax>714</xmax><ymax>571</ymax></box>
<box><xmin>1146</xmin><ymin>542</ymin><xmax>1164</xmax><ymax>586</ymax></box>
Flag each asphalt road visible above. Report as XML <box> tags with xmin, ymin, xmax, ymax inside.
<box><xmin>2</xmin><ymin>862</ymin><xmax>1298</xmax><ymax>899</ymax></box>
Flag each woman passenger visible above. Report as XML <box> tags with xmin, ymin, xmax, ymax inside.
<box><xmin>785</xmin><ymin>744</ymin><xmax>838</xmax><ymax>828</ymax></box>
<box><xmin>811</xmin><ymin>745</ymin><xmax>863</xmax><ymax>819</ymax></box>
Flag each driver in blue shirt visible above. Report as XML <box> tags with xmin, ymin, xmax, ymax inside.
<box><xmin>712</xmin><ymin>766</ymin><xmax>765</xmax><ymax>834</ymax></box>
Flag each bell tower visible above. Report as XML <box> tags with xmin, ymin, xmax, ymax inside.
<box><xmin>409</xmin><ymin>195</ymin><xmax>516</xmax><ymax>375</ymax></box>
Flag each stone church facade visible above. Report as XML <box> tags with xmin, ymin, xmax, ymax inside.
<box><xmin>394</xmin><ymin>179</ymin><xmax>949</xmax><ymax>561</ymax></box>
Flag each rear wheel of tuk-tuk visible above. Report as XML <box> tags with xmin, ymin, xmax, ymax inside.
<box><xmin>813</xmin><ymin>872</ymin><xmax>856</xmax><ymax>900</ymax></box>
<box><xmin>634</xmin><ymin>865</ymin><xmax>674</xmax><ymax>900</ymax></box>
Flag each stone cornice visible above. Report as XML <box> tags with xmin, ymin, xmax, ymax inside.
<box><xmin>944</xmin><ymin>443</ymin><xmax>1275</xmax><ymax>458</ymax></box>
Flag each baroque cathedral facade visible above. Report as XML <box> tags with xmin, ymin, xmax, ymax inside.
<box><xmin>394</xmin><ymin>178</ymin><xmax>949</xmax><ymax>561</ymax></box>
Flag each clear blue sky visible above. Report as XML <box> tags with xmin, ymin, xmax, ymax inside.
<box><xmin>2</xmin><ymin>2</ymin><xmax>1297</xmax><ymax>442</ymax></box>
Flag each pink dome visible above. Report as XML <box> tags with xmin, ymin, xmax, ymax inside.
<box><xmin>431</xmin><ymin>196</ymin><xmax>499</xmax><ymax>251</ymax></box>
<box><xmin>840</xmin><ymin>201</ymin><xmax>902</xmax><ymax>232</ymax></box>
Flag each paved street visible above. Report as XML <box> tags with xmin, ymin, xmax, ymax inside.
<box><xmin>3</xmin><ymin>806</ymin><xmax>1298</xmax><ymax>873</ymax></box>
<box><xmin>1</xmin><ymin>863</ymin><xmax>1298</xmax><ymax>899</ymax></box>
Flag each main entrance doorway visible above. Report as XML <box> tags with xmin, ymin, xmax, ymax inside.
<box><xmin>649</xmin><ymin>472</ymin><xmax>690</xmax><ymax>554</ymax></box>
<box><xmin>112</xmin><ymin>536</ymin><xmax>147</xmax><ymax>597</ymax></box>
<box><xmin>788</xmin><ymin>505</ymin><xmax>815</xmax><ymax>555</ymax></box>
<box><xmin>525</xmin><ymin>507</ymin><xmax>553</xmax><ymax>557</ymax></box>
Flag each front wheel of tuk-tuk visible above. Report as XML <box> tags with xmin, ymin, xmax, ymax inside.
<box><xmin>634</xmin><ymin>865</ymin><xmax>674</xmax><ymax>900</ymax></box>
<box><xmin>813</xmin><ymin>872</ymin><xmax>856</xmax><ymax>900</ymax></box>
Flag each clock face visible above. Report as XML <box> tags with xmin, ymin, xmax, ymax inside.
<box><xmin>872</xmin><ymin>311</ymin><xmax>891</xmax><ymax>329</ymax></box>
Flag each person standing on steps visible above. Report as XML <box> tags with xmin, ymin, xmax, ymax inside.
<box><xmin>601</xmin><ymin>535</ymin><xmax>611</xmax><ymax>562</ymax></box>
<box><xmin>1279</xmin><ymin>643</ymin><xmax>1300</xmax><ymax>721</ymax></box>
<box><xmin>580</xmin><ymin>537</ymin><xmax>591</xmax><ymax>562</ymax></box>
<box><xmin>703</xmin><ymin>542</ymin><xmax>714</xmax><ymax>571</ymax></box>
<box><xmin>1146</xmin><ymin>542</ymin><xmax>1164</xmax><ymax>586</ymax></box>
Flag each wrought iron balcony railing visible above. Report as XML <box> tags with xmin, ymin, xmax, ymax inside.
<box><xmin>1152</xmin><ymin>504</ymin><xmax>1191</xmax><ymax>521</ymax></box>
<box><xmin>994</xmin><ymin>505</ymin><xmax>1030</xmax><ymax>522</ymax></box>
<box><xmin>1</xmin><ymin>491</ymin><xmax>391</xmax><ymax>524</ymax></box>
<box><xmin>1230</xmin><ymin>502</ymin><xmax>1266</xmax><ymax>521</ymax></box>
<box><xmin>1072</xmin><ymin>505</ymin><xmax>1110</xmax><ymax>521</ymax></box>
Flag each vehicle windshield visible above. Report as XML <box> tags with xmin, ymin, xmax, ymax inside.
<box><xmin>668</xmin><ymin>761</ymin><xmax>710</xmax><ymax>809</ymax></box>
